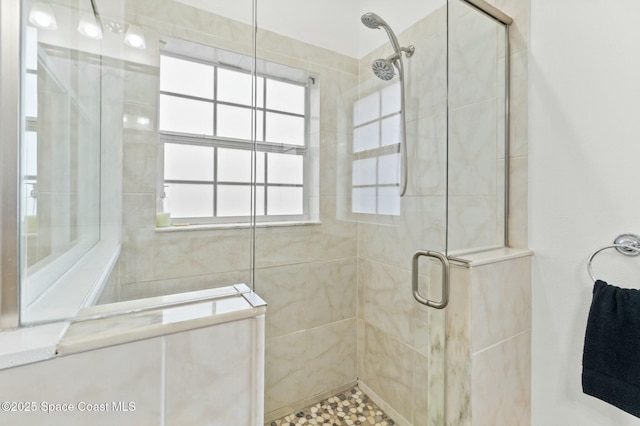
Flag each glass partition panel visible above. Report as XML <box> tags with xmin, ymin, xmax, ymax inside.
<box><xmin>255</xmin><ymin>1</ymin><xmax>448</xmax><ymax>423</ymax></box>
<box><xmin>447</xmin><ymin>0</ymin><xmax>509</xmax><ymax>255</ymax></box>
<box><xmin>99</xmin><ymin>0</ymin><xmax>258</xmax><ymax>300</ymax></box>
<box><xmin>21</xmin><ymin>0</ymin><xmax>104</xmax><ymax>323</ymax></box>
<box><xmin>19</xmin><ymin>0</ymin><xmax>258</xmax><ymax>323</ymax></box>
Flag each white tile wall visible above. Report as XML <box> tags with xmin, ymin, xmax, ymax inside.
<box><xmin>0</xmin><ymin>316</ymin><xmax>264</xmax><ymax>426</ymax></box>
<box><xmin>446</xmin><ymin>256</ymin><xmax>532</xmax><ymax>426</ymax></box>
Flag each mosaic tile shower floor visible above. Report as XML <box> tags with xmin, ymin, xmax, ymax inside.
<box><xmin>268</xmin><ymin>386</ymin><xmax>395</xmax><ymax>426</ymax></box>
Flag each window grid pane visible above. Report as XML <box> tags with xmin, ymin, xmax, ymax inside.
<box><xmin>165</xmin><ymin>143</ymin><xmax>214</xmax><ymax>182</ymax></box>
<box><xmin>160</xmin><ymin>55</ymin><xmax>214</xmax><ymax>99</ymax></box>
<box><xmin>216</xmin><ymin>104</ymin><xmax>253</xmax><ymax>140</ymax></box>
<box><xmin>166</xmin><ymin>183</ymin><xmax>214</xmax><ymax>218</ymax></box>
<box><xmin>159</xmin><ymin>94</ymin><xmax>214</xmax><ymax>135</ymax></box>
<box><xmin>266</xmin><ymin>78</ymin><xmax>305</xmax><ymax>114</ymax></box>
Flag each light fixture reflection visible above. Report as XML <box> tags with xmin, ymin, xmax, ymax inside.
<box><xmin>29</xmin><ymin>2</ymin><xmax>58</xmax><ymax>30</ymax></box>
<box><xmin>124</xmin><ymin>25</ymin><xmax>146</xmax><ymax>49</ymax></box>
<box><xmin>78</xmin><ymin>10</ymin><xmax>103</xmax><ymax>40</ymax></box>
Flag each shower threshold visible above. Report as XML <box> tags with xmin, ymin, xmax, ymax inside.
<box><xmin>267</xmin><ymin>386</ymin><xmax>395</xmax><ymax>426</ymax></box>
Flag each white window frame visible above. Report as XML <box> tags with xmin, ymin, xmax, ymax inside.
<box><xmin>157</xmin><ymin>47</ymin><xmax>314</xmax><ymax>226</ymax></box>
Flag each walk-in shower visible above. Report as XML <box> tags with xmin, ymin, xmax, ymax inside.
<box><xmin>361</xmin><ymin>12</ymin><xmax>413</xmax><ymax>196</ymax></box>
<box><xmin>0</xmin><ymin>0</ymin><xmax>516</xmax><ymax>424</ymax></box>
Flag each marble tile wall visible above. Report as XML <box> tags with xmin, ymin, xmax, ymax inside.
<box><xmin>446</xmin><ymin>256</ymin><xmax>531</xmax><ymax>426</ymax></box>
<box><xmin>165</xmin><ymin>318</ymin><xmax>262</xmax><ymax>425</ymax></box>
<box><xmin>0</xmin><ymin>338</ymin><xmax>162</xmax><ymax>426</ymax></box>
<box><xmin>259</xmin><ymin>258</ymin><xmax>358</xmax><ymax>418</ymax></box>
<box><xmin>0</xmin><ymin>315</ymin><xmax>264</xmax><ymax>426</ymax></box>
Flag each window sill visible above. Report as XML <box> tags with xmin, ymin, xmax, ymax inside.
<box><xmin>22</xmin><ymin>240</ymin><xmax>121</xmax><ymax>325</ymax></box>
<box><xmin>154</xmin><ymin>220</ymin><xmax>322</xmax><ymax>232</ymax></box>
<box><xmin>0</xmin><ymin>322</ymin><xmax>69</xmax><ymax>370</ymax></box>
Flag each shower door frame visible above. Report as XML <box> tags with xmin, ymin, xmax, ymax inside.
<box><xmin>456</xmin><ymin>0</ymin><xmax>513</xmax><ymax>250</ymax></box>
<box><xmin>462</xmin><ymin>0</ymin><xmax>513</xmax><ymax>26</ymax></box>
<box><xmin>0</xmin><ymin>0</ymin><xmax>22</xmax><ymax>330</ymax></box>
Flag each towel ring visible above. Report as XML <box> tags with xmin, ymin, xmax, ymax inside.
<box><xmin>587</xmin><ymin>234</ymin><xmax>640</xmax><ymax>282</ymax></box>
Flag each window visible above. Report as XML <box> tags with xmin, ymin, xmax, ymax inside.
<box><xmin>352</xmin><ymin>82</ymin><xmax>402</xmax><ymax>216</ymax></box>
<box><xmin>158</xmin><ymin>41</ymin><xmax>314</xmax><ymax>225</ymax></box>
<box><xmin>23</xmin><ymin>27</ymin><xmax>38</xmax><ymax>236</ymax></box>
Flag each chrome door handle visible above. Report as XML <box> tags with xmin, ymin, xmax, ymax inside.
<box><xmin>412</xmin><ymin>250</ymin><xmax>450</xmax><ymax>309</ymax></box>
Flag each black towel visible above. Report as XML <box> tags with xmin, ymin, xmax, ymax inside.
<box><xmin>582</xmin><ymin>279</ymin><xmax>640</xmax><ymax>417</ymax></box>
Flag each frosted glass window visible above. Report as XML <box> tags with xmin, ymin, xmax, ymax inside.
<box><xmin>217</xmin><ymin>104</ymin><xmax>252</xmax><ymax>140</ymax></box>
<box><xmin>217</xmin><ymin>185</ymin><xmax>252</xmax><ymax>217</ymax></box>
<box><xmin>381</xmin><ymin>114</ymin><xmax>401</xmax><ymax>146</ymax></box>
<box><xmin>266</xmin><ymin>79</ymin><xmax>305</xmax><ymax>114</ymax></box>
<box><xmin>255</xmin><ymin>187</ymin><xmax>266</xmax><ymax>216</ymax></box>
<box><xmin>160</xmin><ymin>56</ymin><xmax>214</xmax><ymax>99</ymax></box>
<box><xmin>24</xmin><ymin>131</ymin><xmax>38</xmax><ymax>177</ymax></box>
<box><xmin>25</xmin><ymin>27</ymin><xmax>38</xmax><ymax>71</ymax></box>
<box><xmin>377</xmin><ymin>187</ymin><xmax>401</xmax><ymax>216</ymax></box>
<box><xmin>353</xmin><ymin>121</ymin><xmax>380</xmax><ymax>153</ymax></box>
<box><xmin>158</xmin><ymin>46</ymin><xmax>312</xmax><ymax>224</ymax></box>
<box><xmin>217</xmin><ymin>68</ymin><xmax>252</xmax><ymax>106</ymax></box>
<box><xmin>381</xmin><ymin>82</ymin><xmax>401</xmax><ymax>116</ymax></box>
<box><xmin>267</xmin><ymin>187</ymin><xmax>303</xmax><ymax>215</ymax></box>
<box><xmin>255</xmin><ymin>111</ymin><xmax>265</xmax><ymax>142</ymax></box>
<box><xmin>25</xmin><ymin>73</ymin><xmax>38</xmax><ymax>118</ymax></box>
<box><xmin>353</xmin><ymin>91</ymin><xmax>380</xmax><ymax>126</ymax></box>
<box><xmin>265</xmin><ymin>112</ymin><xmax>304</xmax><ymax>145</ymax></box>
<box><xmin>166</xmin><ymin>184</ymin><xmax>214</xmax><ymax>218</ymax></box>
<box><xmin>378</xmin><ymin>153</ymin><xmax>400</xmax><ymax>185</ymax></box>
<box><xmin>24</xmin><ymin>183</ymin><xmax>37</xmax><ymax>217</ymax></box>
<box><xmin>257</xmin><ymin>77</ymin><xmax>265</xmax><ymax>107</ymax></box>
<box><xmin>165</xmin><ymin>143</ymin><xmax>213</xmax><ymax>181</ymax></box>
<box><xmin>217</xmin><ymin>148</ymin><xmax>265</xmax><ymax>183</ymax></box>
<box><xmin>352</xmin><ymin>187</ymin><xmax>376</xmax><ymax>214</ymax></box>
<box><xmin>352</xmin><ymin>158</ymin><xmax>377</xmax><ymax>186</ymax></box>
<box><xmin>159</xmin><ymin>94</ymin><xmax>213</xmax><ymax>135</ymax></box>
<box><xmin>255</xmin><ymin>151</ymin><xmax>266</xmax><ymax>184</ymax></box>
<box><xmin>267</xmin><ymin>153</ymin><xmax>303</xmax><ymax>184</ymax></box>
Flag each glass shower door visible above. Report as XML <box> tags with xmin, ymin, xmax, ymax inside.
<box><xmin>254</xmin><ymin>1</ymin><xmax>449</xmax><ymax>424</ymax></box>
<box><xmin>354</xmin><ymin>2</ymin><xmax>449</xmax><ymax>424</ymax></box>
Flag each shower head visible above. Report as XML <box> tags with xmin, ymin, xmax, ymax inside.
<box><xmin>361</xmin><ymin>12</ymin><xmax>386</xmax><ymax>29</ymax></box>
<box><xmin>361</xmin><ymin>12</ymin><xmax>415</xmax><ymax>81</ymax></box>
<box><xmin>372</xmin><ymin>56</ymin><xmax>397</xmax><ymax>81</ymax></box>
<box><xmin>361</xmin><ymin>12</ymin><xmax>402</xmax><ymax>53</ymax></box>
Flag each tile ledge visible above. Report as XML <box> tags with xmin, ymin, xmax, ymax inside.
<box><xmin>0</xmin><ymin>285</ymin><xmax>267</xmax><ymax>370</ymax></box>
<box><xmin>155</xmin><ymin>220</ymin><xmax>322</xmax><ymax>233</ymax></box>
<box><xmin>0</xmin><ymin>322</ymin><xmax>69</xmax><ymax>370</ymax></box>
<box><xmin>448</xmin><ymin>247</ymin><xmax>533</xmax><ymax>267</ymax></box>
<box><xmin>57</xmin><ymin>285</ymin><xmax>266</xmax><ymax>356</ymax></box>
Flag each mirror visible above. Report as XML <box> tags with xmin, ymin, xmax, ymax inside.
<box><xmin>20</xmin><ymin>2</ymin><xmax>103</xmax><ymax>323</ymax></box>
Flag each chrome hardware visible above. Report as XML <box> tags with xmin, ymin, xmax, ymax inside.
<box><xmin>587</xmin><ymin>233</ymin><xmax>640</xmax><ymax>282</ymax></box>
<box><xmin>412</xmin><ymin>250</ymin><xmax>450</xmax><ymax>309</ymax></box>
<box><xmin>613</xmin><ymin>233</ymin><xmax>640</xmax><ymax>256</ymax></box>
